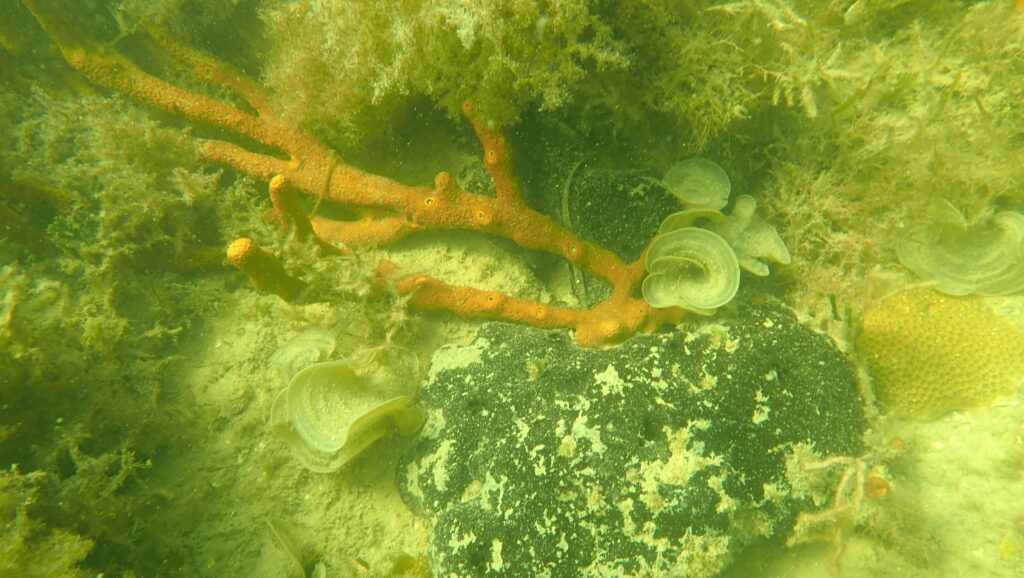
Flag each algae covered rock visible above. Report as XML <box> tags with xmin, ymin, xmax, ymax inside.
<box><xmin>398</xmin><ymin>302</ymin><xmax>866</xmax><ymax>577</ymax></box>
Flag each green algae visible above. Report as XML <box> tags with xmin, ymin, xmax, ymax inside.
<box><xmin>898</xmin><ymin>200</ymin><xmax>1024</xmax><ymax>296</ymax></box>
<box><xmin>2</xmin><ymin>1</ymin><xmax>1024</xmax><ymax>576</ymax></box>
<box><xmin>643</xmin><ymin>226</ymin><xmax>741</xmax><ymax>315</ymax></box>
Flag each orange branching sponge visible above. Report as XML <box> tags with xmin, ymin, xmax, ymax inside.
<box><xmin>267</xmin><ymin>175</ymin><xmax>315</xmax><ymax>242</ymax></box>
<box><xmin>24</xmin><ymin>1</ymin><xmax>684</xmax><ymax>347</ymax></box>
<box><xmin>226</xmin><ymin>238</ymin><xmax>304</xmax><ymax>302</ymax></box>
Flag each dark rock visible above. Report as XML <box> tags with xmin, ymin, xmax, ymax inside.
<box><xmin>398</xmin><ymin>301</ymin><xmax>866</xmax><ymax>577</ymax></box>
<box><xmin>512</xmin><ymin>119</ymin><xmax>679</xmax><ymax>265</ymax></box>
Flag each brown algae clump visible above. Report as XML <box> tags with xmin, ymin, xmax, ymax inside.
<box><xmin>856</xmin><ymin>289</ymin><xmax>1024</xmax><ymax>419</ymax></box>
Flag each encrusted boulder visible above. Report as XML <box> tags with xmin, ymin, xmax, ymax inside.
<box><xmin>399</xmin><ymin>301</ymin><xmax>866</xmax><ymax>577</ymax></box>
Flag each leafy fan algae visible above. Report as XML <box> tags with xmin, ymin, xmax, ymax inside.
<box><xmin>898</xmin><ymin>200</ymin><xmax>1024</xmax><ymax>296</ymax></box>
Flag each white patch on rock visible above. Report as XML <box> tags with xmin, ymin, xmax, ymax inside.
<box><xmin>427</xmin><ymin>338</ymin><xmax>489</xmax><ymax>378</ymax></box>
<box><xmin>571</xmin><ymin>415</ymin><xmax>607</xmax><ymax>454</ymax></box>
<box><xmin>595</xmin><ymin>364</ymin><xmax>627</xmax><ymax>396</ymax></box>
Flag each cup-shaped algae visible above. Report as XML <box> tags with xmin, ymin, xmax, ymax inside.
<box><xmin>663</xmin><ymin>158</ymin><xmax>732</xmax><ymax>211</ymax></box>
<box><xmin>898</xmin><ymin>200</ymin><xmax>1024</xmax><ymax>296</ymax></box>
<box><xmin>657</xmin><ymin>197</ymin><xmax>790</xmax><ymax>278</ymax></box>
<box><xmin>644</xmin><ymin>159</ymin><xmax>790</xmax><ymax>314</ymax></box>
<box><xmin>270</xmin><ymin>360</ymin><xmax>424</xmax><ymax>473</ymax></box>
<box><xmin>268</xmin><ymin>327</ymin><xmax>337</xmax><ymax>381</ymax></box>
<box><xmin>642</xmin><ymin>227</ymin><xmax>740</xmax><ymax>315</ymax></box>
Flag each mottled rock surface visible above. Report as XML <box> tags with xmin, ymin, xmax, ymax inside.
<box><xmin>399</xmin><ymin>301</ymin><xmax>866</xmax><ymax>577</ymax></box>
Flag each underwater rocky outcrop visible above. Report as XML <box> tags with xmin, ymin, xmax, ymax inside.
<box><xmin>399</xmin><ymin>301</ymin><xmax>866</xmax><ymax>577</ymax></box>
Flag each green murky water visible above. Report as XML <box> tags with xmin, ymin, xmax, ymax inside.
<box><xmin>2</xmin><ymin>1</ymin><xmax>1023</xmax><ymax>576</ymax></box>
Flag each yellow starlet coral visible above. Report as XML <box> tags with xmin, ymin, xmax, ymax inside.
<box><xmin>856</xmin><ymin>288</ymin><xmax>1024</xmax><ymax>419</ymax></box>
